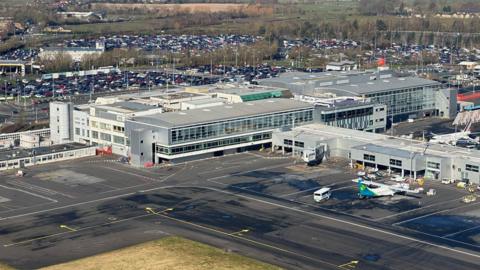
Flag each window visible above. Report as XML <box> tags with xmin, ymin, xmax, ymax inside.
<box><xmin>113</xmin><ymin>135</ymin><xmax>124</xmax><ymax>145</ymax></box>
<box><xmin>91</xmin><ymin>131</ymin><xmax>99</xmax><ymax>139</ymax></box>
<box><xmin>75</xmin><ymin>128</ymin><xmax>80</xmax><ymax>135</ymax></box>
<box><xmin>390</xmin><ymin>159</ymin><xmax>402</xmax><ymax>167</ymax></box>
<box><xmin>466</xmin><ymin>164</ymin><xmax>479</xmax><ymax>172</ymax></box>
<box><xmin>427</xmin><ymin>161</ymin><xmax>440</xmax><ymax>169</ymax></box>
<box><xmin>100</xmin><ymin>133</ymin><xmax>111</xmax><ymax>142</ymax></box>
<box><xmin>363</xmin><ymin>154</ymin><xmax>375</xmax><ymax>161</ymax></box>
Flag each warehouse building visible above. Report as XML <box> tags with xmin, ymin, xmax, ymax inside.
<box><xmin>125</xmin><ymin>98</ymin><xmax>314</xmax><ymax>165</ymax></box>
<box><xmin>259</xmin><ymin>70</ymin><xmax>457</xmax><ymax>122</ymax></box>
<box><xmin>272</xmin><ymin>124</ymin><xmax>480</xmax><ymax>184</ymax></box>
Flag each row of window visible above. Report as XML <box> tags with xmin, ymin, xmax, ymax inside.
<box><xmin>366</xmin><ymin>87</ymin><xmax>436</xmax><ymax>116</ymax></box>
<box><xmin>466</xmin><ymin>164</ymin><xmax>479</xmax><ymax>172</ymax></box>
<box><xmin>321</xmin><ymin>107</ymin><xmax>374</xmax><ymax>122</ymax></box>
<box><xmin>390</xmin><ymin>159</ymin><xmax>402</xmax><ymax>167</ymax></box>
<box><xmin>157</xmin><ymin>133</ymin><xmax>271</xmax><ymax>155</ymax></box>
<box><xmin>0</xmin><ymin>152</ymin><xmax>76</xmax><ymax>168</ymax></box>
<box><xmin>427</xmin><ymin>161</ymin><xmax>440</xmax><ymax>169</ymax></box>
<box><xmin>170</xmin><ymin>109</ymin><xmax>313</xmax><ymax>144</ymax></box>
<box><xmin>283</xmin><ymin>139</ymin><xmax>305</xmax><ymax>148</ymax></box>
<box><xmin>91</xmin><ymin>130</ymin><xmax>126</xmax><ymax>145</ymax></box>
<box><xmin>363</xmin><ymin>154</ymin><xmax>375</xmax><ymax>161</ymax></box>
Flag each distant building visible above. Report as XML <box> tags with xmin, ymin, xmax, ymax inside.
<box><xmin>57</xmin><ymin>11</ymin><xmax>103</xmax><ymax>21</ymax></box>
<box><xmin>258</xmin><ymin>70</ymin><xmax>457</xmax><ymax>122</ymax></box>
<box><xmin>39</xmin><ymin>41</ymin><xmax>105</xmax><ymax>62</ymax></box>
<box><xmin>0</xmin><ymin>60</ymin><xmax>28</xmax><ymax>77</ymax></box>
<box><xmin>325</xmin><ymin>60</ymin><xmax>357</xmax><ymax>72</ymax></box>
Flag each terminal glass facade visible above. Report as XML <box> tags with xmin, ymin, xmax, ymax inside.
<box><xmin>157</xmin><ymin>132</ymin><xmax>272</xmax><ymax>156</ymax></box>
<box><xmin>319</xmin><ymin>107</ymin><xmax>374</xmax><ymax>130</ymax></box>
<box><xmin>170</xmin><ymin>109</ymin><xmax>313</xmax><ymax>145</ymax></box>
<box><xmin>365</xmin><ymin>85</ymin><xmax>437</xmax><ymax>117</ymax></box>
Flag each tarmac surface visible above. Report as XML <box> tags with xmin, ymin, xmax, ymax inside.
<box><xmin>0</xmin><ymin>152</ymin><xmax>479</xmax><ymax>269</ymax></box>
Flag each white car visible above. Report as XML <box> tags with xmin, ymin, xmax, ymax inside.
<box><xmin>441</xmin><ymin>178</ymin><xmax>454</xmax><ymax>184</ymax></box>
<box><xmin>390</xmin><ymin>175</ymin><xmax>405</xmax><ymax>182</ymax></box>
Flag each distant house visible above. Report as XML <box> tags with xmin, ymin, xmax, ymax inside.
<box><xmin>57</xmin><ymin>11</ymin><xmax>103</xmax><ymax>21</ymax></box>
<box><xmin>43</xmin><ymin>26</ymin><xmax>72</xmax><ymax>33</ymax></box>
<box><xmin>0</xmin><ymin>17</ymin><xmax>14</xmax><ymax>39</ymax></box>
<box><xmin>325</xmin><ymin>60</ymin><xmax>358</xmax><ymax>72</ymax></box>
<box><xmin>458</xmin><ymin>61</ymin><xmax>478</xmax><ymax>71</ymax></box>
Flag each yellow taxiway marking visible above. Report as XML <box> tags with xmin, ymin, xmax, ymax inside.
<box><xmin>59</xmin><ymin>225</ymin><xmax>77</xmax><ymax>232</ymax></box>
<box><xmin>338</xmin><ymin>260</ymin><xmax>359</xmax><ymax>269</ymax></box>
<box><xmin>3</xmin><ymin>213</ymin><xmax>153</xmax><ymax>247</ymax></box>
<box><xmin>143</xmin><ymin>207</ymin><xmax>339</xmax><ymax>268</ymax></box>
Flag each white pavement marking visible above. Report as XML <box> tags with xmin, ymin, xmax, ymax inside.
<box><xmin>208</xmin><ymin>162</ymin><xmax>292</xmax><ymax>181</ymax></box>
<box><xmin>2</xmin><ymin>184</ymin><xmax>480</xmax><ymax>260</ymax></box>
<box><xmin>101</xmin><ymin>167</ymin><xmax>159</xmax><ymax>182</ymax></box>
<box><xmin>140</xmin><ymin>186</ymin><xmax>480</xmax><ymax>260</ymax></box>
<box><xmin>279</xmin><ymin>186</ymin><xmax>320</xmax><ymax>197</ymax></box>
<box><xmin>198</xmin><ymin>165</ymin><xmax>242</xmax><ymax>175</ymax></box>
<box><xmin>393</xmin><ymin>201</ymin><xmax>480</xmax><ymax>226</ymax></box>
<box><xmin>397</xmin><ymin>224</ymin><xmax>480</xmax><ymax>249</ymax></box>
<box><xmin>6</xmin><ymin>180</ymin><xmax>75</xmax><ymax>199</ymax></box>
<box><xmin>0</xmin><ymin>185</ymin><xmax>57</xmax><ymax>203</ymax></box>
<box><xmin>443</xmin><ymin>224</ymin><xmax>480</xmax><ymax>238</ymax></box>
<box><xmin>99</xmin><ymin>183</ymin><xmax>151</xmax><ymax>194</ymax></box>
<box><xmin>3</xmin><ymin>212</ymin><xmax>155</xmax><ymax>247</ymax></box>
<box><xmin>375</xmin><ymin>196</ymin><xmax>466</xmax><ymax>221</ymax></box>
<box><xmin>0</xmin><ymin>192</ymin><xmax>135</xmax><ymax>221</ymax></box>
<box><xmin>95</xmin><ymin>182</ymin><xmax>121</xmax><ymax>191</ymax></box>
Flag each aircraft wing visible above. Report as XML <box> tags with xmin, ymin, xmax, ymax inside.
<box><xmin>389</xmin><ymin>184</ymin><xmax>420</xmax><ymax>194</ymax></box>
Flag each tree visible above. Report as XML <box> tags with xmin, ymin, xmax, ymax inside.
<box><xmin>376</xmin><ymin>19</ymin><xmax>388</xmax><ymax>31</ymax></box>
<box><xmin>39</xmin><ymin>53</ymin><xmax>73</xmax><ymax>73</ymax></box>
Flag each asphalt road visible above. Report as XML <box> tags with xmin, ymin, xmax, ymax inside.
<box><xmin>0</xmin><ymin>153</ymin><xmax>479</xmax><ymax>270</ymax></box>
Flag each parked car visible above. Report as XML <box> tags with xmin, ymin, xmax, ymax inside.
<box><xmin>390</xmin><ymin>175</ymin><xmax>406</xmax><ymax>182</ymax></box>
<box><xmin>441</xmin><ymin>178</ymin><xmax>455</xmax><ymax>184</ymax></box>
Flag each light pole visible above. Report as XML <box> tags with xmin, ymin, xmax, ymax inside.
<box><xmin>292</xmin><ymin>115</ymin><xmax>296</xmax><ymax>157</ymax></box>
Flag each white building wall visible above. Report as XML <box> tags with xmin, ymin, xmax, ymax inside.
<box><xmin>50</xmin><ymin>102</ymin><xmax>73</xmax><ymax>144</ymax></box>
<box><xmin>90</xmin><ymin>115</ymin><xmax>128</xmax><ymax>156</ymax></box>
<box><xmin>0</xmin><ymin>146</ymin><xmax>96</xmax><ymax>171</ymax></box>
<box><xmin>73</xmin><ymin>109</ymin><xmax>90</xmax><ymax>144</ymax></box>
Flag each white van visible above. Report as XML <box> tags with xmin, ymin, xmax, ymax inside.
<box><xmin>313</xmin><ymin>187</ymin><xmax>331</xmax><ymax>202</ymax></box>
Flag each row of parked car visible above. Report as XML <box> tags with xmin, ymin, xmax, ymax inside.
<box><xmin>0</xmin><ymin>64</ymin><xmax>288</xmax><ymax>99</ymax></box>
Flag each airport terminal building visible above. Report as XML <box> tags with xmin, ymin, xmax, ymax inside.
<box><xmin>125</xmin><ymin>99</ymin><xmax>314</xmax><ymax>165</ymax></box>
<box><xmin>259</xmin><ymin>70</ymin><xmax>457</xmax><ymax>122</ymax></box>
<box><xmin>273</xmin><ymin>124</ymin><xmax>480</xmax><ymax>184</ymax></box>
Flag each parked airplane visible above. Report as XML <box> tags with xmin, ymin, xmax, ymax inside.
<box><xmin>352</xmin><ymin>178</ymin><xmax>420</xmax><ymax>199</ymax></box>
<box><xmin>428</xmin><ymin>131</ymin><xmax>477</xmax><ymax>145</ymax></box>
